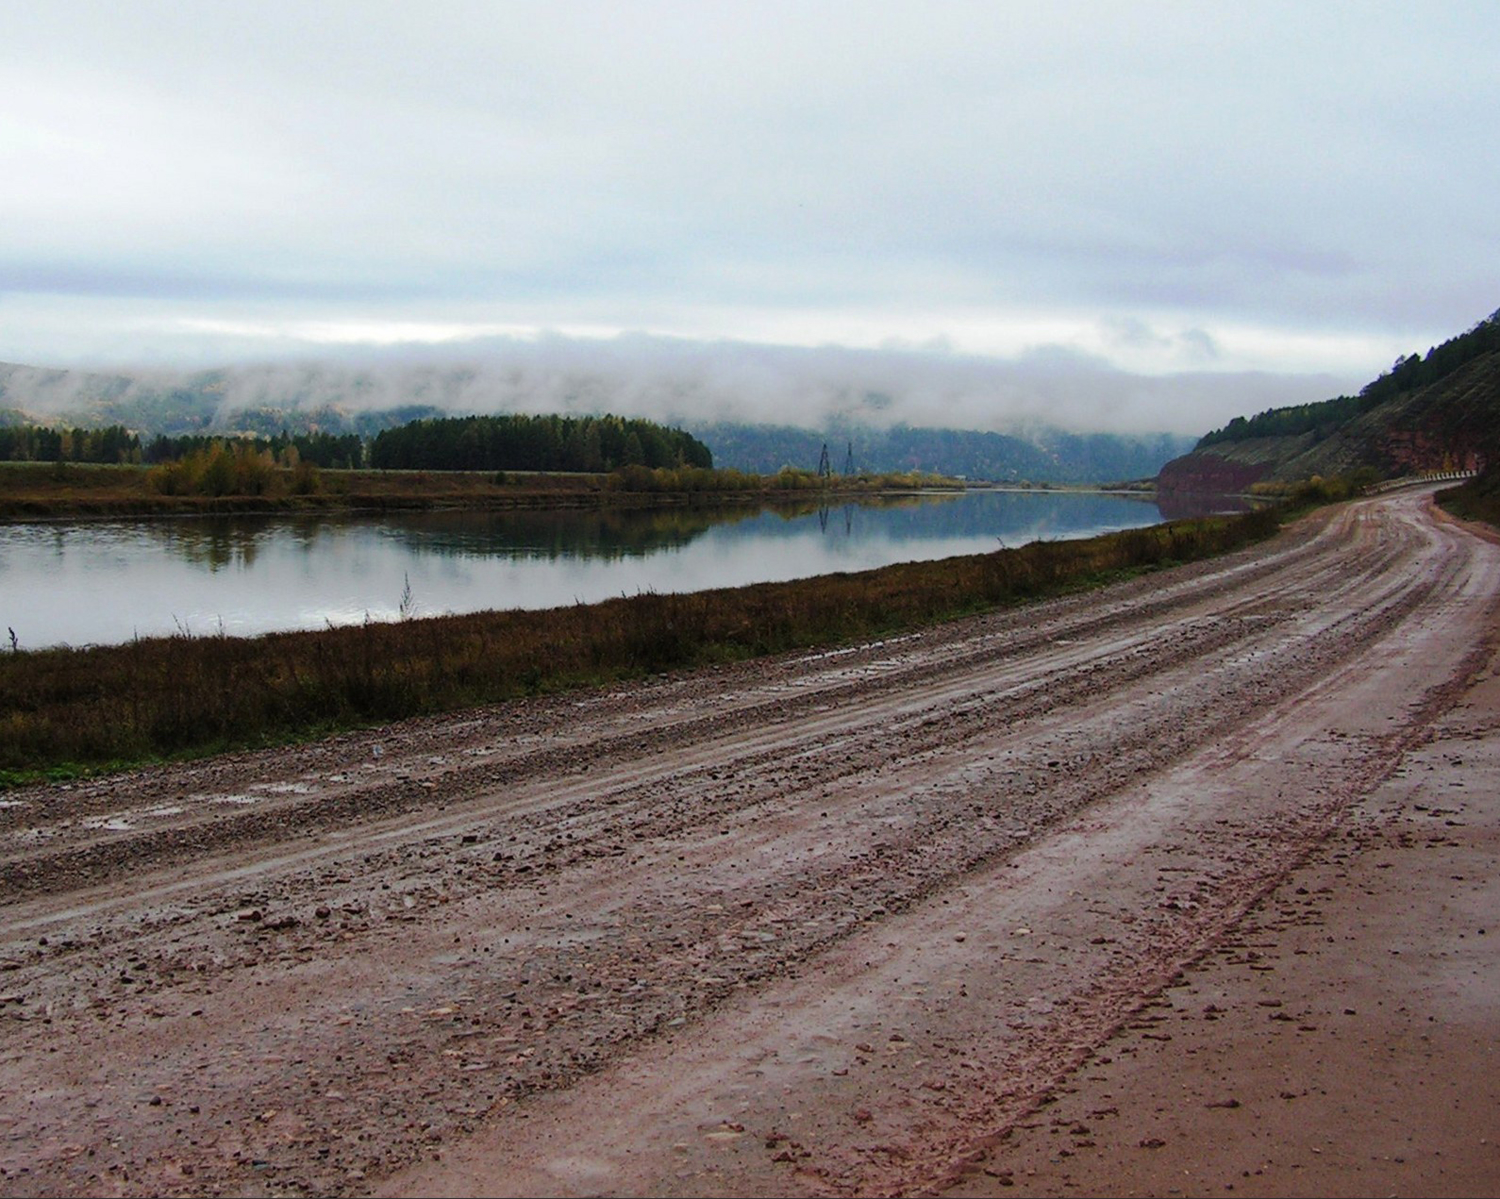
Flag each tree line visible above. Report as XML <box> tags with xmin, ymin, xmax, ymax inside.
<box><xmin>368</xmin><ymin>413</ymin><xmax>712</xmax><ymax>472</ymax></box>
<box><xmin>143</xmin><ymin>431</ymin><xmax>364</xmax><ymax>469</ymax></box>
<box><xmin>0</xmin><ymin>424</ymin><xmax>363</xmax><ymax>469</ymax></box>
<box><xmin>0</xmin><ymin>423</ymin><xmax>142</xmax><ymax>464</ymax></box>
<box><xmin>0</xmin><ymin>412</ymin><xmax>709</xmax><ymax>474</ymax></box>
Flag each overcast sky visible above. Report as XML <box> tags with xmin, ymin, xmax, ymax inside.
<box><xmin>2</xmin><ymin>2</ymin><xmax>1496</xmax><ymax>434</ymax></box>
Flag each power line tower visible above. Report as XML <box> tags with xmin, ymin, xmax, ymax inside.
<box><xmin>817</xmin><ymin>442</ymin><xmax>832</xmax><ymax>478</ymax></box>
<box><xmin>843</xmin><ymin>441</ymin><xmax>855</xmax><ymax>476</ymax></box>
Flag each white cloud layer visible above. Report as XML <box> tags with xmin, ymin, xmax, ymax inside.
<box><xmin>1</xmin><ymin>1</ymin><xmax>1495</xmax><ymax>431</ymax></box>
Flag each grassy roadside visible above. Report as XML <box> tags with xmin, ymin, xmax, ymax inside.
<box><xmin>1</xmin><ymin>506</ymin><xmax>1281</xmax><ymax>785</ymax></box>
<box><xmin>1436</xmin><ymin>470</ymin><xmax>1500</xmax><ymax>527</ymax></box>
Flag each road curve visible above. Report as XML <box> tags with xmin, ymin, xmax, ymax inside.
<box><xmin>1</xmin><ymin>486</ymin><xmax>1495</xmax><ymax>1198</ymax></box>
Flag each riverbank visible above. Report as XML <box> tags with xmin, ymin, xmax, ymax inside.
<box><xmin>0</xmin><ymin>461</ymin><xmax>960</xmax><ymax>520</ymax></box>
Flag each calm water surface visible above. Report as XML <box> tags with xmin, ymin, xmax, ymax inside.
<box><xmin>0</xmin><ymin>489</ymin><xmax>1228</xmax><ymax>649</ymax></box>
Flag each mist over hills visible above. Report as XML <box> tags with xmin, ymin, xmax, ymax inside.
<box><xmin>0</xmin><ymin>345</ymin><xmax>1212</xmax><ymax>483</ymax></box>
<box><xmin>688</xmin><ymin>421</ymin><xmax>1194</xmax><ymax>484</ymax></box>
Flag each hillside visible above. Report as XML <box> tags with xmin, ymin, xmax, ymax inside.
<box><xmin>1158</xmin><ymin>308</ymin><xmax>1500</xmax><ymax>493</ymax></box>
<box><xmin>680</xmin><ymin>421</ymin><xmax>1194</xmax><ymax>484</ymax></box>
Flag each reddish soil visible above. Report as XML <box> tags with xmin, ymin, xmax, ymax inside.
<box><xmin>2</xmin><ymin>486</ymin><xmax>1497</xmax><ymax>1198</ymax></box>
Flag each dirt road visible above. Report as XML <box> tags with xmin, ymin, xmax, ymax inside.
<box><xmin>2</xmin><ymin>486</ymin><xmax>1497</xmax><ymax>1198</ymax></box>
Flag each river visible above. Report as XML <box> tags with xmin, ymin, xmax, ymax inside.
<box><xmin>0</xmin><ymin>488</ymin><xmax>1235</xmax><ymax>649</ymax></box>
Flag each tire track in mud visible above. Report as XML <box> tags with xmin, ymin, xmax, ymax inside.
<box><xmin>372</xmin><ymin>493</ymin><xmax>1496</xmax><ymax>1199</ymax></box>
<box><xmin>0</xmin><ymin>491</ymin><xmax>1487</xmax><ymax>1199</ymax></box>
<box><xmin>810</xmin><ymin>597</ymin><xmax>1500</xmax><ymax>1199</ymax></box>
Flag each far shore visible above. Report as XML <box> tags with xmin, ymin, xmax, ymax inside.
<box><xmin>0</xmin><ymin>460</ymin><xmax>968</xmax><ymax>521</ymax></box>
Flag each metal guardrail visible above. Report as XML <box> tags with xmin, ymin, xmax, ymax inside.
<box><xmin>1367</xmin><ymin>469</ymin><xmax>1477</xmax><ymax>493</ymax></box>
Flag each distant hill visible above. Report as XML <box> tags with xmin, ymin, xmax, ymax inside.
<box><xmin>0</xmin><ymin>361</ymin><xmax>455</xmax><ymax>441</ymax></box>
<box><xmin>1158</xmin><ymin>308</ymin><xmax>1500</xmax><ymax>493</ymax></box>
<box><xmin>0</xmin><ymin>359</ymin><xmax>1195</xmax><ymax>485</ymax></box>
<box><xmin>682</xmin><ymin>421</ymin><xmax>1194</xmax><ymax>485</ymax></box>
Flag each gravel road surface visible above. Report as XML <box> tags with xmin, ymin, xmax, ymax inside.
<box><xmin>2</xmin><ymin>485</ymin><xmax>1496</xmax><ymax>1197</ymax></box>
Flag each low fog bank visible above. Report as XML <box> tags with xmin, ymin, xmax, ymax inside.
<box><xmin>2</xmin><ymin>333</ymin><xmax>1350</xmax><ymax>442</ymax></box>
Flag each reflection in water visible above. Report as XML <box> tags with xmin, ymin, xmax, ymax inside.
<box><xmin>154</xmin><ymin>520</ymin><xmax>266</xmax><ymax>572</ymax></box>
<box><xmin>1153</xmin><ymin>490</ymin><xmax>1256</xmax><ymax>522</ymax></box>
<box><xmin>817</xmin><ymin>504</ymin><xmax>854</xmax><ymax>536</ymax></box>
<box><xmin>3</xmin><ymin>489</ymin><xmax>1203</xmax><ymax>649</ymax></box>
<box><xmin>134</xmin><ymin>503</ymin><xmax>777</xmax><ymax>566</ymax></box>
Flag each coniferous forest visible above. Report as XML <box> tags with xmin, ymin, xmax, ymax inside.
<box><xmin>368</xmin><ymin>413</ymin><xmax>712</xmax><ymax>473</ymax></box>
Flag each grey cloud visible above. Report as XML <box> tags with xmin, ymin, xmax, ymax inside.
<box><xmin>1098</xmin><ymin>319</ymin><xmax>1221</xmax><ymax>367</ymax></box>
<box><xmin>1099</xmin><ymin>317</ymin><xmax>1171</xmax><ymax>352</ymax></box>
<box><xmin>1177</xmin><ymin>328</ymin><xmax>1220</xmax><ymax>362</ymax></box>
<box><xmin>0</xmin><ymin>3</ymin><xmax>1495</xmax><ymax>386</ymax></box>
